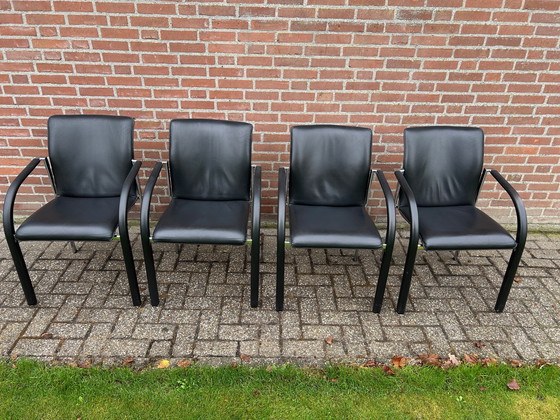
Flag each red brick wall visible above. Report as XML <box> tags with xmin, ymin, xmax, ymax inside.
<box><xmin>1</xmin><ymin>0</ymin><xmax>559</xmax><ymax>225</ymax></box>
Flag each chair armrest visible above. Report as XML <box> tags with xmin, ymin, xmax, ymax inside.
<box><xmin>395</xmin><ymin>170</ymin><xmax>419</xmax><ymax>243</ymax></box>
<box><xmin>3</xmin><ymin>158</ymin><xmax>42</xmax><ymax>238</ymax></box>
<box><xmin>251</xmin><ymin>165</ymin><xmax>262</xmax><ymax>241</ymax></box>
<box><xmin>277</xmin><ymin>167</ymin><xmax>289</xmax><ymax>246</ymax></box>
<box><xmin>489</xmin><ymin>169</ymin><xmax>528</xmax><ymax>248</ymax></box>
<box><xmin>118</xmin><ymin>160</ymin><xmax>142</xmax><ymax>237</ymax></box>
<box><xmin>140</xmin><ymin>162</ymin><xmax>164</xmax><ymax>240</ymax></box>
<box><xmin>375</xmin><ymin>170</ymin><xmax>396</xmax><ymax>248</ymax></box>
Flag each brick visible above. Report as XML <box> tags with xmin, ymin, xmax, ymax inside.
<box><xmin>0</xmin><ymin>1</ymin><xmax>558</xmax><ymax>227</ymax></box>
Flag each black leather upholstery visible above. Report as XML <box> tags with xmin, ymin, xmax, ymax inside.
<box><xmin>48</xmin><ymin>115</ymin><xmax>134</xmax><ymax>197</ymax></box>
<box><xmin>289</xmin><ymin>125</ymin><xmax>371</xmax><ymax>206</ymax></box>
<box><xmin>399</xmin><ymin>205</ymin><xmax>516</xmax><ymax>250</ymax></box>
<box><xmin>169</xmin><ymin>119</ymin><xmax>252</xmax><ymax>201</ymax></box>
<box><xmin>289</xmin><ymin>204</ymin><xmax>382</xmax><ymax>249</ymax></box>
<box><xmin>152</xmin><ymin>199</ymin><xmax>249</xmax><ymax>245</ymax></box>
<box><xmin>401</xmin><ymin>126</ymin><xmax>483</xmax><ymax>207</ymax></box>
<box><xmin>15</xmin><ymin>196</ymin><xmax>134</xmax><ymax>241</ymax></box>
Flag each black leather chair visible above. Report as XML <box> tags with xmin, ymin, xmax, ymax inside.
<box><xmin>395</xmin><ymin>126</ymin><xmax>527</xmax><ymax>314</ymax></box>
<box><xmin>141</xmin><ymin>119</ymin><xmax>261</xmax><ymax>307</ymax></box>
<box><xmin>3</xmin><ymin>115</ymin><xmax>142</xmax><ymax>306</ymax></box>
<box><xmin>276</xmin><ymin>125</ymin><xmax>396</xmax><ymax>312</ymax></box>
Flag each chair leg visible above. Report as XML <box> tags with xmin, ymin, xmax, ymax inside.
<box><xmin>276</xmin><ymin>241</ymin><xmax>285</xmax><ymax>311</ymax></box>
<box><xmin>5</xmin><ymin>236</ymin><xmax>37</xmax><ymax>305</ymax></box>
<box><xmin>250</xmin><ymin>233</ymin><xmax>260</xmax><ymax>308</ymax></box>
<box><xmin>119</xmin><ymin>233</ymin><xmax>141</xmax><ymax>306</ymax></box>
<box><xmin>141</xmin><ymin>239</ymin><xmax>159</xmax><ymax>307</ymax></box>
<box><xmin>396</xmin><ymin>238</ymin><xmax>419</xmax><ymax>314</ymax></box>
<box><xmin>495</xmin><ymin>246</ymin><xmax>524</xmax><ymax>313</ymax></box>
<box><xmin>373</xmin><ymin>246</ymin><xmax>393</xmax><ymax>313</ymax></box>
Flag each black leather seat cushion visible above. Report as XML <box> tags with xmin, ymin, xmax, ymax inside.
<box><xmin>15</xmin><ymin>196</ymin><xmax>130</xmax><ymax>241</ymax></box>
<box><xmin>289</xmin><ymin>204</ymin><xmax>383</xmax><ymax>249</ymax></box>
<box><xmin>399</xmin><ymin>205</ymin><xmax>516</xmax><ymax>250</ymax></box>
<box><xmin>152</xmin><ymin>199</ymin><xmax>249</xmax><ymax>245</ymax></box>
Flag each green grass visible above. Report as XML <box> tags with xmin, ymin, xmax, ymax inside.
<box><xmin>0</xmin><ymin>360</ymin><xmax>559</xmax><ymax>420</ymax></box>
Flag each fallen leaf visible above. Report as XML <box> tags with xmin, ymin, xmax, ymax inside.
<box><xmin>419</xmin><ymin>353</ymin><xmax>441</xmax><ymax>367</ymax></box>
<box><xmin>230</xmin><ymin>362</ymin><xmax>238</xmax><ymax>368</ymax></box>
<box><xmin>514</xmin><ymin>277</ymin><xmax>522</xmax><ymax>283</ymax></box>
<box><xmin>77</xmin><ymin>360</ymin><xmax>91</xmax><ymax>369</ymax></box>
<box><xmin>177</xmin><ymin>359</ymin><xmax>191</xmax><ymax>368</ymax></box>
<box><xmin>325</xmin><ymin>336</ymin><xmax>333</xmax><ymax>345</ymax></box>
<box><xmin>363</xmin><ymin>360</ymin><xmax>378</xmax><ymax>368</ymax></box>
<box><xmin>507</xmin><ymin>379</ymin><xmax>520</xmax><ymax>390</ymax></box>
<box><xmin>535</xmin><ymin>359</ymin><xmax>549</xmax><ymax>368</ymax></box>
<box><xmin>240</xmin><ymin>353</ymin><xmax>251</xmax><ymax>362</ymax></box>
<box><xmin>10</xmin><ymin>354</ymin><xmax>18</xmax><ymax>360</ymax></box>
<box><xmin>253</xmin><ymin>390</ymin><xmax>261</xmax><ymax>396</ymax></box>
<box><xmin>382</xmin><ymin>365</ymin><xmax>395</xmax><ymax>376</ymax></box>
<box><xmin>463</xmin><ymin>354</ymin><xmax>479</xmax><ymax>364</ymax></box>
<box><xmin>157</xmin><ymin>359</ymin><xmax>170</xmax><ymax>369</ymax></box>
<box><xmin>510</xmin><ymin>359</ymin><xmax>522</xmax><ymax>368</ymax></box>
<box><xmin>265</xmin><ymin>366</ymin><xmax>273</xmax><ymax>372</ymax></box>
<box><xmin>474</xmin><ymin>341</ymin><xmax>485</xmax><ymax>348</ymax></box>
<box><xmin>481</xmin><ymin>357</ymin><xmax>498</xmax><ymax>367</ymax></box>
<box><xmin>392</xmin><ymin>356</ymin><xmax>409</xmax><ymax>368</ymax></box>
<box><xmin>331</xmin><ymin>378</ymin><xmax>339</xmax><ymax>383</ymax></box>
<box><xmin>40</xmin><ymin>333</ymin><xmax>54</xmax><ymax>339</ymax></box>
<box><xmin>68</xmin><ymin>362</ymin><xmax>78</xmax><ymax>367</ymax></box>
<box><xmin>449</xmin><ymin>354</ymin><xmax>461</xmax><ymax>366</ymax></box>
<box><xmin>479</xmin><ymin>386</ymin><xmax>487</xmax><ymax>391</ymax></box>
<box><xmin>123</xmin><ymin>357</ymin><xmax>135</xmax><ymax>366</ymax></box>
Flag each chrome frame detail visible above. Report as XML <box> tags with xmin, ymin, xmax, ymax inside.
<box><xmin>475</xmin><ymin>168</ymin><xmax>491</xmax><ymax>204</ymax></box>
<box><xmin>165</xmin><ymin>161</ymin><xmax>173</xmax><ymax>197</ymax></box>
<box><xmin>42</xmin><ymin>157</ymin><xmax>57</xmax><ymax>194</ymax></box>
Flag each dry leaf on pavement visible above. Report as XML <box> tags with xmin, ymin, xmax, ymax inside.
<box><xmin>392</xmin><ymin>356</ymin><xmax>409</xmax><ymax>368</ymax></box>
<box><xmin>510</xmin><ymin>359</ymin><xmax>523</xmax><ymax>368</ymax></box>
<box><xmin>177</xmin><ymin>359</ymin><xmax>191</xmax><ymax>368</ymax></box>
<box><xmin>157</xmin><ymin>359</ymin><xmax>170</xmax><ymax>369</ymax></box>
<box><xmin>123</xmin><ymin>357</ymin><xmax>135</xmax><ymax>367</ymax></box>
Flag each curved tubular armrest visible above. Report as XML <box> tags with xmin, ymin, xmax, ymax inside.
<box><xmin>375</xmin><ymin>170</ymin><xmax>396</xmax><ymax>247</ymax></box>
<box><xmin>277</xmin><ymin>167</ymin><xmax>288</xmax><ymax>245</ymax></box>
<box><xmin>251</xmin><ymin>165</ymin><xmax>262</xmax><ymax>241</ymax></box>
<box><xmin>118</xmin><ymin>160</ymin><xmax>142</xmax><ymax>237</ymax></box>
<box><xmin>140</xmin><ymin>162</ymin><xmax>164</xmax><ymax>240</ymax></box>
<box><xmin>490</xmin><ymin>169</ymin><xmax>528</xmax><ymax>248</ymax></box>
<box><xmin>394</xmin><ymin>170</ymin><xmax>419</xmax><ymax>242</ymax></box>
<box><xmin>3</xmin><ymin>158</ymin><xmax>41</xmax><ymax>238</ymax></box>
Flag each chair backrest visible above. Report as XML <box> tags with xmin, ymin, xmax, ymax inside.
<box><xmin>169</xmin><ymin>119</ymin><xmax>252</xmax><ymax>201</ymax></box>
<box><xmin>402</xmin><ymin>126</ymin><xmax>484</xmax><ymax>207</ymax></box>
<box><xmin>48</xmin><ymin>115</ymin><xmax>134</xmax><ymax>198</ymax></box>
<box><xmin>289</xmin><ymin>125</ymin><xmax>372</xmax><ymax>206</ymax></box>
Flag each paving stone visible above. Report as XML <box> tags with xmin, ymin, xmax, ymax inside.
<box><xmin>149</xmin><ymin>340</ymin><xmax>172</xmax><ymax>358</ymax></box>
<box><xmin>0</xmin><ymin>228</ymin><xmax>559</xmax><ymax>365</ymax></box>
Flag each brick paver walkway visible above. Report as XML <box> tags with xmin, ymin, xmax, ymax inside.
<box><xmin>1</xmin><ymin>228</ymin><xmax>559</xmax><ymax>366</ymax></box>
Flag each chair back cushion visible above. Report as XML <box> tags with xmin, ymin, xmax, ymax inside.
<box><xmin>402</xmin><ymin>126</ymin><xmax>484</xmax><ymax>207</ymax></box>
<box><xmin>169</xmin><ymin>119</ymin><xmax>252</xmax><ymax>201</ymax></box>
<box><xmin>48</xmin><ymin>115</ymin><xmax>134</xmax><ymax>197</ymax></box>
<box><xmin>289</xmin><ymin>125</ymin><xmax>372</xmax><ymax>206</ymax></box>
